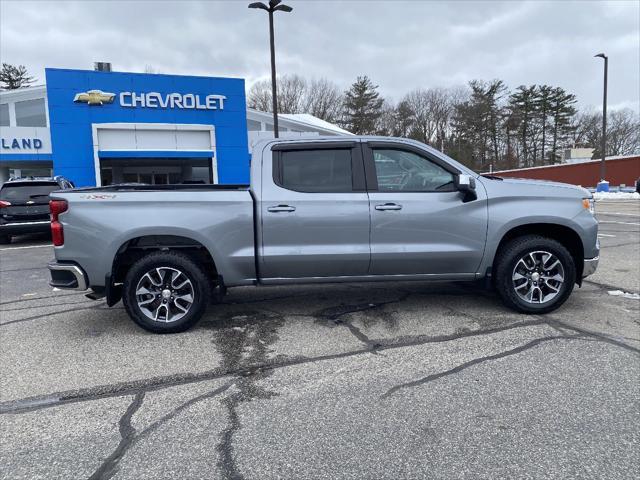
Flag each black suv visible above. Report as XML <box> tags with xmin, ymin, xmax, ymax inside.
<box><xmin>0</xmin><ymin>176</ymin><xmax>74</xmax><ymax>244</ymax></box>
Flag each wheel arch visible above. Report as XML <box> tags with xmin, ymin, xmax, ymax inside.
<box><xmin>492</xmin><ymin>223</ymin><xmax>585</xmax><ymax>283</ymax></box>
<box><xmin>107</xmin><ymin>235</ymin><xmax>219</xmax><ymax>306</ymax></box>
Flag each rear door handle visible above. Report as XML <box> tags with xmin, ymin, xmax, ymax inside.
<box><xmin>375</xmin><ymin>203</ymin><xmax>402</xmax><ymax>211</ymax></box>
<box><xmin>267</xmin><ymin>205</ymin><xmax>296</xmax><ymax>213</ymax></box>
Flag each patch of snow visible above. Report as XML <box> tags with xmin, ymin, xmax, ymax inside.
<box><xmin>607</xmin><ymin>290</ymin><xmax>640</xmax><ymax>300</ymax></box>
<box><xmin>593</xmin><ymin>191</ymin><xmax>640</xmax><ymax>200</ymax></box>
<box><xmin>279</xmin><ymin>113</ymin><xmax>353</xmax><ymax>135</ymax></box>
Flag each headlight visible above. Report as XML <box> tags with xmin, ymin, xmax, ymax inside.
<box><xmin>582</xmin><ymin>198</ymin><xmax>595</xmax><ymax>215</ymax></box>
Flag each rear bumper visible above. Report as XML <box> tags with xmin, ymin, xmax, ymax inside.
<box><xmin>582</xmin><ymin>256</ymin><xmax>599</xmax><ymax>278</ymax></box>
<box><xmin>48</xmin><ymin>262</ymin><xmax>88</xmax><ymax>291</ymax></box>
<box><xmin>0</xmin><ymin>220</ymin><xmax>50</xmax><ymax>236</ymax></box>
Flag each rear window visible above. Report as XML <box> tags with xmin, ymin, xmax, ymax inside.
<box><xmin>276</xmin><ymin>149</ymin><xmax>353</xmax><ymax>192</ymax></box>
<box><xmin>0</xmin><ymin>182</ymin><xmax>60</xmax><ymax>203</ymax></box>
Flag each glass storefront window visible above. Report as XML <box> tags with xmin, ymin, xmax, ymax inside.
<box><xmin>100</xmin><ymin>157</ymin><xmax>213</xmax><ymax>185</ymax></box>
<box><xmin>0</xmin><ymin>103</ymin><xmax>9</xmax><ymax>126</ymax></box>
<box><xmin>15</xmin><ymin>98</ymin><xmax>47</xmax><ymax>127</ymax></box>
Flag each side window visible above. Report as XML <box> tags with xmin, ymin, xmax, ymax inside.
<box><xmin>277</xmin><ymin>149</ymin><xmax>353</xmax><ymax>192</ymax></box>
<box><xmin>15</xmin><ymin>98</ymin><xmax>47</xmax><ymax>127</ymax></box>
<box><xmin>372</xmin><ymin>149</ymin><xmax>455</xmax><ymax>192</ymax></box>
<box><xmin>0</xmin><ymin>104</ymin><xmax>9</xmax><ymax>126</ymax></box>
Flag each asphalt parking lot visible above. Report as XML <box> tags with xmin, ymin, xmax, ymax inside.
<box><xmin>1</xmin><ymin>200</ymin><xmax>638</xmax><ymax>480</ymax></box>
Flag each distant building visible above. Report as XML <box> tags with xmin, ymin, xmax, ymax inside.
<box><xmin>491</xmin><ymin>154</ymin><xmax>640</xmax><ymax>188</ymax></box>
<box><xmin>562</xmin><ymin>147</ymin><xmax>595</xmax><ymax>164</ymax></box>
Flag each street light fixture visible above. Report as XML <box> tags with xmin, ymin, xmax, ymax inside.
<box><xmin>594</xmin><ymin>52</ymin><xmax>608</xmax><ymax>191</ymax></box>
<box><xmin>249</xmin><ymin>0</ymin><xmax>293</xmax><ymax>139</ymax></box>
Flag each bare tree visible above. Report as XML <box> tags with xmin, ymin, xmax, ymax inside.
<box><xmin>277</xmin><ymin>74</ymin><xmax>307</xmax><ymax>113</ymax></box>
<box><xmin>404</xmin><ymin>88</ymin><xmax>439</xmax><ymax>145</ymax></box>
<box><xmin>247</xmin><ymin>74</ymin><xmax>307</xmax><ymax>114</ymax></box>
<box><xmin>571</xmin><ymin>108</ymin><xmax>639</xmax><ymax>158</ymax></box>
<box><xmin>247</xmin><ymin>79</ymin><xmax>273</xmax><ymax>112</ymax></box>
<box><xmin>375</xmin><ymin>100</ymin><xmax>398</xmax><ymax>136</ymax></box>
<box><xmin>247</xmin><ymin>75</ymin><xmax>343</xmax><ymax>123</ymax></box>
<box><xmin>304</xmin><ymin>78</ymin><xmax>343</xmax><ymax>123</ymax></box>
<box><xmin>607</xmin><ymin>108</ymin><xmax>640</xmax><ymax>156</ymax></box>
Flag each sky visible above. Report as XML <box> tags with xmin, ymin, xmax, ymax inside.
<box><xmin>1</xmin><ymin>0</ymin><xmax>638</xmax><ymax>112</ymax></box>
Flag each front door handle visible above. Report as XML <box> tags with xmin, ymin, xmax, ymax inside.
<box><xmin>267</xmin><ymin>205</ymin><xmax>296</xmax><ymax>213</ymax></box>
<box><xmin>375</xmin><ymin>203</ymin><xmax>403</xmax><ymax>211</ymax></box>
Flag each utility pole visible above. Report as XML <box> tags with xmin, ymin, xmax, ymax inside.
<box><xmin>595</xmin><ymin>53</ymin><xmax>608</xmax><ymax>191</ymax></box>
<box><xmin>249</xmin><ymin>0</ymin><xmax>293</xmax><ymax>139</ymax></box>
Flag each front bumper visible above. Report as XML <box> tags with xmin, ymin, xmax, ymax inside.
<box><xmin>582</xmin><ymin>256</ymin><xmax>599</xmax><ymax>278</ymax></box>
<box><xmin>48</xmin><ymin>262</ymin><xmax>88</xmax><ymax>290</ymax></box>
<box><xmin>0</xmin><ymin>220</ymin><xmax>50</xmax><ymax>236</ymax></box>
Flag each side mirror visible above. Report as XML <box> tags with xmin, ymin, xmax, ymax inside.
<box><xmin>455</xmin><ymin>174</ymin><xmax>477</xmax><ymax>202</ymax></box>
<box><xmin>456</xmin><ymin>174</ymin><xmax>476</xmax><ymax>191</ymax></box>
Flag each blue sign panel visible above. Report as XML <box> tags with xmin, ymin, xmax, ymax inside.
<box><xmin>45</xmin><ymin>68</ymin><xmax>249</xmax><ymax>187</ymax></box>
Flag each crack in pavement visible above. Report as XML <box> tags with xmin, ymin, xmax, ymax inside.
<box><xmin>0</xmin><ymin>302</ymin><xmax>109</xmax><ymax>327</ymax></box>
<box><xmin>547</xmin><ymin>317</ymin><xmax>640</xmax><ymax>354</ymax></box>
<box><xmin>88</xmin><ymin>392</ymin><xmax>145</xmax><ymax>480</ymax></box>
<box><xmin>206</xmin><ymin>310</ymin><xmax>283</xmax><ymax>480</ymax></box>
<box><xmin>382</xmin><ymin>335</ymin><xmax>582</xmax><ymax>398</ymax></box>
<box><xmin>1</xmin><ymin>297</ymin><xmax>95</xmax><ymax>313</ymax></box>
<box><xmin>0</xmin><ymin>290</ymin><xmax>86</xmax><ymax>306</ymax></box>
<box><xmin>217</xmin><ymin>394</ymin><xmax>244</xmax><ymax>480</ymax></box>
<box><xmin>88</xmin><ymin>382</ymin><xmax>235</xmax><ymax>480</ymax></box>
<box><xmin>583</xmin><ymin>279</ymin><xmax>640</xmax><ymax>296</ymax></box>
<box><xmin>3</xmin><ymin>315</ymin><xmax>637</xmax><ymax>416</ymax></box>
<box><xmin>313</xmin><ymin>293</ymin><xmax>412</xmax><ymax>349</ymax></box>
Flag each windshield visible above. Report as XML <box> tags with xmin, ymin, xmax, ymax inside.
<box><xmin>0</xmin><ymin>182</ymin><xmax>59</xmax><ymax>203</ymax></box>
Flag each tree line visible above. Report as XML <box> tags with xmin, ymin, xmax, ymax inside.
<box><xmin>3</xmin><ymin>63</ymin><xmax>637</xmax><ymax>172</ymax></box>
<box><xmin>248</xmin><ymin>74</ymin><xmax>640</xmax><ymax>171</ymax></box>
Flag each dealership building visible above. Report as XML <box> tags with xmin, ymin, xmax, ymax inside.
<box><xmin>0</xmin><ymin>68</ymin><xmax>350</xmax><ymax>187</ymax></box>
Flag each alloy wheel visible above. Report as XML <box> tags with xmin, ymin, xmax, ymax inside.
<box><xmin>512</xmin><ymin>250</ymin><xmax>565</xmax><ymax>304</ymax></box>
<box><xmin>135</xmin><ymin>267</ymin><xmax>195</xmax><ymax>323</ymax></box>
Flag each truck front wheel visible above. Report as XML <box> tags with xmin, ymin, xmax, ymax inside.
<box><xmin>494</xmin><ymin>235</ymin><xmax>576</xmax><ymax>314</ymax></box>
<box><xmin>123</xmin><ymin>251</ymin><xmax>211</xmax><ymax>333</ymax></box>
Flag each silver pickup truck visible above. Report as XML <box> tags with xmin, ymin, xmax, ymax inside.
<box><xmin>48</xmin><ymin>137</ymin><xmax>599</xmax><ymax>333</ymax></box>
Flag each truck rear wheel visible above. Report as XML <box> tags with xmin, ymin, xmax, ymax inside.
<box><xmin>494</xmin><ymin>235</ymin><xmax>576</xmax><ymax>314</ymax></box>
<box><xmin>123</xmin><ymin>251</ymin><xmax>211</xmax><ymax>333</ymax></box>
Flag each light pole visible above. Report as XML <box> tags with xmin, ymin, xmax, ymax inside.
<box><xmin>249</xmin><ymin>0</ymin><xmax>292</xmax><ymax>139</ymax></box>
<box><xmin>595</xmin><ymin>53</ymin><xmax>608</xmax><ymax>190</ymax></box>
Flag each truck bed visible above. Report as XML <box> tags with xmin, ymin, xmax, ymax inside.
<box><xmin>50</xmin><ymin>187</ymin><xmax>256</xmax><ymax>288</ymax></box>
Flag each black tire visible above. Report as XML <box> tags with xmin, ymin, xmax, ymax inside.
<box><xmin>494</xmin><ymin>235</ymin><xmax>576</xmax><ymax>314</ymax></box>
<box><xmin>122</xmin><ymin>250</ymin><xmax>211</xmax><ymax>333</ymax></box>
<box><xmin>0</xmin><ymin>234</ymin><xmax>10</xmax><ymax>244</ymax></box>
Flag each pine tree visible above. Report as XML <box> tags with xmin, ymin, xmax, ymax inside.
<box><xmin>341</xmin><ymin>76</ymin><xmax>384</xmax><ymax>135</ymax></box>
<box><xmin>549</xmin><ymin>87</ymin><xmax>577</xmax><ymax>164</ymax></box>
<box><xmin>0</xmin><ymin>64</ymin><xmax>35</xmax><ymax>90</ymax></box>
<box><xmin>508</xmin><ymin>85</ymin><xmax>538</xmax><ymax>167</ymax></box>
<box><xmin>536</xmin><ymin>85</ymin><xmax>554</xmax><ymax>164</ymax></box>
<box><xmin>450</xmin><ymin>80</ymin><xmax>506</xmax><ymax>170</ymax></box>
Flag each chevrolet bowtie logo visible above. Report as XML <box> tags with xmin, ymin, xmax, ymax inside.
<box><xmin>73</xmin><ymin>89</ymin><xmax>116</xmax><ymax>106</ymax></box>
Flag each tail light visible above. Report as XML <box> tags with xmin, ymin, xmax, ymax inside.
<box><xmin>0</xmin><ymin>200</ymin><xmax>11</xmax><ymax>208</ymax></box>
<box><xmin>49</xmin><ymin>200</ymin><xmax>68</xmax><ymax>246</ymax></box>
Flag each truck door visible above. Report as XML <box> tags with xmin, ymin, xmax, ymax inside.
<box><xmin>364</xmin><ymin>142</ymin><xmax>488</xmax><ymax>276</ymax></box>
<box><xmin>259</xmin><ymin>142</ymin><xmax>370</xmax><ymax>279</ymax></box>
